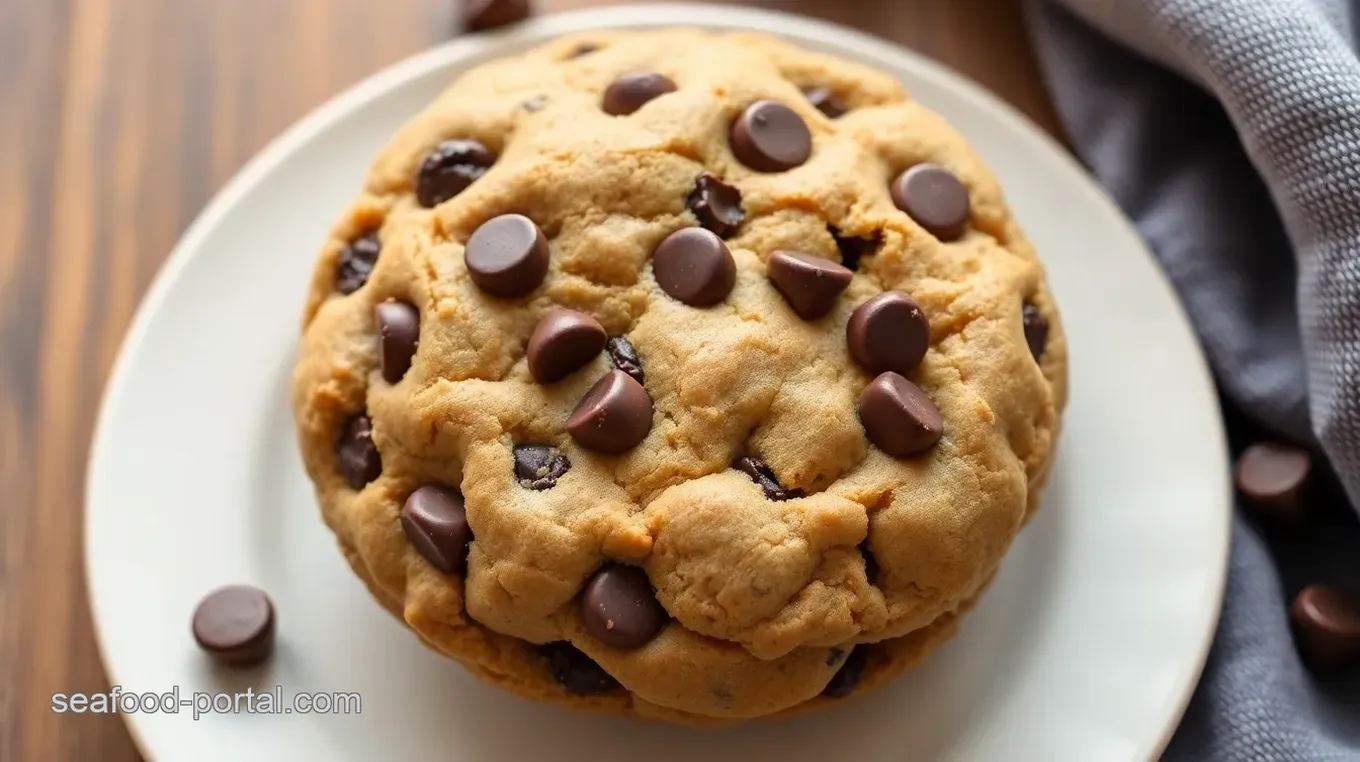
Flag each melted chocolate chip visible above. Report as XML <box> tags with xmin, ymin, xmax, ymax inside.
<box><xmin>606</xmin><ymin>337</ymin><xmax>645</xmax><ymax>385</ymax></box>
<box><xmin>415</xmin><ymin>140</ymin><xmax>495</xmax><ymax>208</ymax></box>
<box><xmin>513</xmin><ymin>445</ymin><xmax>572</xmax><ymax>490</ymax></box>
<box><xmin>337</xmin><ymin>414</ymin><xmax>381</xmax><ymax>489</ymax></box>
<box><xmin>829</xmin><ymin>225</ymin><xmax>880</xmax><ymax>272</ymax></box>
<box><xmin>543</xmin><ymin>642</ymin><xmax>621</xmax><ymax>695</ymax></box>
<box><xmin>686</xmin><ymin>174</ymin><xmax>744</xmax><ymax>238</ymax></box>
<box><xmin>1022</xmin><ymin>303</ymin><xmax>1049</xmax><ymax>361</ymax></box>
<box><xmin>733</xmin><ymin>456</ymin><xmax>803</xmax><ymax>501</ymax></box>
<box><xmin>336</xmin><ymin>232</ymin><xmax>381</xmax><ymax>294</ymax></box>
<box><xmin>823</xmin><ymin>647</ymin><xmax>867</xmax><ymax>697</ymax></box>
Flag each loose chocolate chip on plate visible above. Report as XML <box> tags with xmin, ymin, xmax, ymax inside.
<box><xmin>1291</xmin><ymin>585</ymin><xmax>1360</xmax><ymax>671</ymax></box>
<box><xmin>802</xmin><ymin>86</ymin><xmax>848</xmax><ymax>119</ymax></box>
<box><xmin>464</xmin><ymin>214</ymin><xmax>550</xmax><ymax>298</ymax></box>
<box><xmin>375</xmin><ymin>301</ymin><xmax>419</xmax><ymax>384</ymax></box>
<box><xmin>847</xmin><ymin>291</ymin><xmax>931</xmax><ymax>375</ymax></box>
<box><xmin>192</xmin><ymin>585</ymin><xmax>276</xmax><ymax>667</ymax></box>
<box><xmin>829</xmin><ymin>225</ymin><xmax>879</xmax><ymax>272</ymax></box>
<box><xmin>730</xmin><ymin>100</ymin><xmax>812</xmax><ymax>172</ymax></box>
<box><xmin>1236</xmin><ymin>442</ymin><xmax>1312</xmax><ymax>523</ymax></box>
<box><xmin>891</xmin><ymin>163</ymin><xmax>971</xmax><ymax>241</ymax></box>
<box><xmin>527</xmin><ymin>309</ymin><xmax>607</xmax><ymax>383</ymax></box>
<box><xmin>1022</xmin><ymin>302</ymin><xmax>1049</xmax><ymax>361</ymax></box>
<box><xmin>733</xmin><ymin>455</ymin><xmax>804</xmax><ymax>501</ymax></box>
<box><xmin>686</xmin><ymin>174</ymin><xmax>744</xmax><ymax>238</ymax></box>
<box><xmin>463</xmin><ymin>0</ymin><xmax>532</xmax><ymax>31</ymax></box>
<box><xmin>859</xmin><ymin>372</ymin><xmax>944</xmax><ymax>458</ymax></box>
<box><xmin>602</xmin><ymin>72</ymin><xmax>677</xmax><ymax>116</ymax></box>
<box><xmin>823</xmin><ymin>647</ymin><xmax>867</xmax><ymax>697</ymax></box>
<box><xmin>336</xmin><ymin>232</ymin><xmax>381</xmax><ymax>294</ymax></box>
<box><xmin>652</xmin><ymin>228</ymin><xmax>736</xmax><ymax>306</ymax></box>
<box><xmin>567</xmin><ymin>370</ymin><xmax>653</xmax><ymax>454</ymax></box>
<box><xmin>337</xmin><ymin>414</ymin><xmax>381</xmax><ymax>489</ymax></box>
<box><xmin>767</xmin><ymin>250</ymin><xmax>853</xmax><ymax>320</ymax></box>
<box><xmin>400</xmin><ymin>485</ymin><xmax>472</xmax><ymax>574</ymax></box>
<box><xmin>606</xmin><ymin>337</ymin><xmax>645</xmax><ymax>385</ymax></box>
<box><xmin>514</xmin><ymin>445</ymin><xmax>572</xmax><ymax>490</ymax></box>
<box><xmin>415</xmin><ymin>139</ymin><xmax>495</xmax><ymax>208</ymax></box>
<box><xmin>582</xmin><ymin>565</ymin><xmax>667</xmax><ymax>648</ymax></box>
<box><xmin>543</xmin><ymin>642</ymin><xmax>621</xmax><ymax>695</ymax></box>
<box><xmin>521</xmin><ymin>94</ymin><xmax>548</xmax><ymax>112</ymax></box>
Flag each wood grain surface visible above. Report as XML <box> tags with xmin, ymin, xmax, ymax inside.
<box><xmin>0</xmin><ymin>1</ymin><xmax>1060</xmax><ymax>759</ymax></box>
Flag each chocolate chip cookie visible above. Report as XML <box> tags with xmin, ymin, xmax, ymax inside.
<box><xmin>292</xmin><ymin>29</ymin><xmax>1066</xmax><ymax>724</ymax></box>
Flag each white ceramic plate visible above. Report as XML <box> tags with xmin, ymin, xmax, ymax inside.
<box><xmin>86</xmin><ymin>5</ymin><xmax>1230</xmax><ymax>761</ymax></box>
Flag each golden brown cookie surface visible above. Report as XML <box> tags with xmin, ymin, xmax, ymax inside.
<box><xmin>292</xmin><ymin>29</ymin><xmax>1066</xmax><ymax>722</ymax></box>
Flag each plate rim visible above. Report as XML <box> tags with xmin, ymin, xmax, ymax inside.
<box><xmin>84</xmin><ymin>5</ymin><xmax>1231</xmax><ymax>760</ymax></box>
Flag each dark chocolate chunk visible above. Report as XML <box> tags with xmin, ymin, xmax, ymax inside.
<box><xmin>1022</xmin><ymin>302</ymin><xmax>1049</xmax><ymax>361</ymax></box>
<box><xmin>581</xmin><ymin>565</ymin><xmax>667</xmax><ymax>649</ymax></box>
<box><xmin>415</xmin><ymin>139</ymin><xmax>495</xmax><ymax>208</ymax></box>
<box><xmin>767</xmin><ymin>250</ymin><xmax>853</xmax><ymax>320</ymax></box>
<box><xmin>542</xmin><ymin>642</ymin><xmax>621</xmax><ymax>695</ymax></box>
<box><xmin>400</xmin><ymin>485</ymin><xmax>472</xmax><ymax>574</ymax></box>
<box><xmin>375</xmin><ymin>301</ymin><xmax>420</xmax><ymax>384</ymax></box>
<box><xmin>606</xmin><ymin>337</ymin><xmax>645</xmax><ymax>385</ymax></box>
<box><xmin>733</xmin><ymin>455</ymin><xmax>804</xmax><ymax>501</ymax></box>
<box><xmin>686</xmin><ymin>174</ymin><xmax>744</xmax><ymax>238</ymax></box>
<box><xmin>829</xmin><ymin>225</ymin><xmax>879</xmax><ymax>272</ymax></box>
<box><xmin>513</xmin><ymin>445</ymin><xmax>571</xmax><ymax>490</ymax></box>
<box><xmin>336</xmin><ymin>232</ymin><xmax>382</xmax><ymax>294</ymax></box>
<box><xmin>337</xmin><ymin>414</ymin><xmax>381</xmax><ymax>489</ymax></box>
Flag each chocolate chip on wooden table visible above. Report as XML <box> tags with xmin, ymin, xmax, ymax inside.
<box><xmin>802</xmin><ymin>86</ymin><xmax>848</xmax><ymax>118</ymax></box>
<box><xmin>847</xmin><ymin>291</ymin><xmax>931</xmax><ymax>375</ymax></box>
<box><xmin>464</xmin><ymin>214</ymin><xmax>550</xmax><ymax>298</ymax></box>
<box><xmin>527</xmin><ymin>309</ymin><xmax>607</xmax><ymax>383</ymax></box>
<box><xmin>652</xmin><ymin>228</ymin><xmax>736</xmax><ymax>306</ymax></box>
<box><xmin>337</xmin><ymin>414</ymin><xmax>381</xmax><ymax>489</ymax></box>
<box><xmin>686</xmin><ymin>174</ymin><xmax>744</xmax><ymax>238</ymax></box>
<box><xmin>1235</xmin><ymin>441</ymin><xmax>1313</xmax><ymax>523</ymax></box>
<box><xmin>733</xmin><ymin>455</ymin><xmax>804</xmax><ymax>501</ymax></box>
<box><xmin>192</xmin><ymin>585</ymin><xmax>276</xmax><ymax>667</ymax></box>
<box><xmin>514</xmin><ymin>445</ymin><xmax>571</xmax><ymax>490</ymax></box>
<box><xmin>375</xmin><ymin>301</ymin><xmax>419</xmax><ymax>383</ymax></box>
<box><xmin>401</xmin><ymin>485</ymin><xmax>472</xmax><ymax>574</ymax></box>
<box><xmin>463</xmin><ymin>0</ymin><xmax>532</xmax><ymax>31</ymax></box>
<box><xmin>606</xmin><ymin>337</ymin><xmax>645</xmax><ymax>385</ymax></box>
<box><xmin>730</xmin><ymin>100</ymin><xmax>812</xmax><ymax>172</ymax></box>
<box><xmin>859</xmin><ymin>372</ymin><xmax>944</xmax><ymax>458</ymax></box>
<box><xmin>567</xmin><ymin>370</ymin><xmax>653</xmax><ymax>454</ymax></box>
<box><xmin>543</xmin><ymin>642</ymin><xmax>621</xmax><ymax>695</ymax></box>
<box><xmin>336</xmin><ymin>232</ymin><xmax>381</xmax><ymax>294</ymax></box>
<box><xmin>822</xmin><ymin>647</ymin><xmax>867</xmax><ymax>697</ymax></box>
<box><xmin>829</xmin><ymin>225</ymin><xmax>879</xmax><ymax>271</ymax></box>
<box><xmin>415</xmin><ymin>139</ymin><xmax>495</xmax><ymax>208</ymax></box>
<box><xmin>602</xmin><ymin>73</ymin><xmax>677</xmax><ymax>116</ymax></box>
<box><xmin>767</xmin><ymin>250</ymin><xmax>852</xmax><ymax>320</ymax></box>
<box><xmin>891</xmin><ymin>163</ymin><xmax>971</xmax><ymax>241</ymax></box>
<box><xmin>1022</xmin><ymin>302</ymin><xmax>1049</xmax><ymax>361</ymax></box>
<box><xmin>582</xmin><ymin>564</ymin><xmax>667</xmax><ymax>648</ymax></box>
<box><xmin>1291</xmin><ymin>585</ymin><xmax>1360</xmax><ymax>671</ymax></box>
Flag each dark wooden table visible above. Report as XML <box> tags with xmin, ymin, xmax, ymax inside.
<box><xmin>0</xmin><ymin>1</ymin><xmax>1060</xmax><ymax>758</ymax></box>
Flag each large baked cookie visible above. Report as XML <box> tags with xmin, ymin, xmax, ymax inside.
<box><xmin>292</xmin><ymin>29</ymin><xmax>1066</xmax><ymax>724</ymax></box>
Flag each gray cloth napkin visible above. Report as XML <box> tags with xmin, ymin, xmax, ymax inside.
<box><xmin>1025</xmin><ymin>1</ymin><xmax>1360</xmax><ymax>759</ymax></box>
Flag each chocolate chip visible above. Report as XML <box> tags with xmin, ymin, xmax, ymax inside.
<box><xmin>1236</xmin><ymin>442</ymin><xmax>1312</xmax><ymax>523</ymax></box>
<box><xmin>337</xmin><ymin>414</ymin><xmax>381</xmax><ymax>489</ymax></box>
<box><xmin>191</xmin><ymin>585</ymin><xmax>275</xmax><ymax>667</ymax></box>
<box><xmin>566</xmin><ymin>43</ymin><xmax>599</xmax><ymax>59</ymax></box>
<box><xmin>521</xmin><ymin>94</ymin><xmax>548</xmax><ymax>112</ymax></box>
<box><xmin>891</xmin><ymin>164</ymin><xmax>970</xmax><ymax>241</ymax></box>
<box><xmin>803</xmin><ymin>86</ymin><xmax>848</xmax><ymax>118</ymax></box>
<box><xmin>733</xmin><ymin>455</ymin><xmax>804</xmax><ymax>501</ymax></box>
<box><xmin>730</xmin><ymin>100</ymin><xmax>812</xmax><ymax>172</ymax></box>
<box><xmin>543</xmin><ymin>642</ymin><xmax>621</xmax><ymax>695</ymax></box>
<box><xmin>861</xmin><ymin>540</ymin><xmax>880</xmax><ymax>585</ymax></box>
<box><xmin>513</xmin><ymin>445</ymin><xmax>571</xmax><ymax>490</ymax></box>
<box><xmin>527</xmin><ymin>309</ymin><xmax>607</xmax><ymax>383</ymax></box>
<box><xmin>767</xmin><ymin>250</ymin><xmax>853</xmax><ymax>320</ymax></box>
<box><xmin>336</xmin><ymin>232</ymin><xmax>381</xmax><ymax>294</ymax></box>
<box><xmin>567</xmin><ymin>370</ymin><xmax>653</xmax><ymax>454</ymax></box>
<box><xmin>464</xmin><ymin>214</ymin><xmax>550</xmax><ymax>298</ymax></box>
<box><xmin>829</xmin><ymin>225</ymin><xmax>879</xmax><ymax>271</ymax></box>
<box><xmin>606</xmin><ymin>337</ymin><xmax>645</xmax><ymax>385</ymax></box>
<box><xmin>415</xmin><ymin>140</ymin><xmax>495</xmax><ymax>208</ymax></box>
<box><xmin>602</xmin><ymin>72</ymin><xmax>677</xmax><ymax>116</ymax></box>
<box><xmin>847</xmin><ymin>291</ymin><xmax>931</xmax><ymax>375</ymax></box>
<box><xmin>1291</xmin><ymin>585</ymin><xmax>1360</xmax><ymax>671</ymax></box>
<box><xmin>822</xmin><ymin>647</ymin><xmax>866</xmax><ymax>697</ymax></box>
<box><xmin>582</xmin><ymin>565</ymin><xmax>667</xmax><ymax>648</ymax></box>
<box><xmin>859</xmin><ymin>372</ymin><xmax>944</xmax><ymax>457</ymax></box>
<box><xmin>652</xmin><ymin>228</ymin><xmax>736</xmax><ymax>306</ymax></box>
<box><xmin>375</xmin><ymin>301</ymin><xmax>419</xmax><ymax>383</ymax></box>
<box><xmin>686</xmin><ymin>174</ymin><xmax>744</xmax><ymax>238</ymax></box>
<box><xmin>400</xmin><ymin>486</ymin><xmax>471</xmax><ymax>574</ymax></box>
<box><xmin>463</xmin><ymin>0</ymin><xmax>531</xmax><ymax>30</ymax></box>
<box><xmin>1022</xmin><ymin>302</ymin><xmax>1049</xmax><ymax>361</ymax></box>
